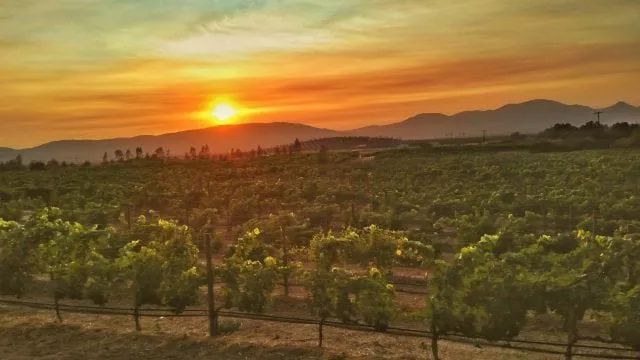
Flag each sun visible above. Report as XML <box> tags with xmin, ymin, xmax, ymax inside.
<box><xmin>211</xmin><ymin>103</ymin><xmax>237</xmax><ymax>122</ymax></box>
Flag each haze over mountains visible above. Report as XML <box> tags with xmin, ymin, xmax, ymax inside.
<box><xmin>2</xmin><ymin>99</ymin><xmax>639</xmax><ymax>163</ymax></box>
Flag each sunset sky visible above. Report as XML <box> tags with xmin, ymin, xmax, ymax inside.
<box><xmin>1</xmin><ymin>0</ymin><xmax>639</xmax><ymax>148</ymax></box>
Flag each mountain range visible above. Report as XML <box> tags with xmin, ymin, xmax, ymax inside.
<box><xmin>1</xmin><ymin>99</ymin><xmax>639</xmax><ymax>163</ymax></box>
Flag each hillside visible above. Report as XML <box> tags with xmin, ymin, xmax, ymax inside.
<box><xmin>300</xmin><ymin>137</ymin><xmax>405</xmax><ymax>151</ymax></box>
<box><xmin>1</xmin><ymin>99</ymin><xmax>639</xmax><ymax>163</ymax></box>
<box><xmin>0</xmin><ymin>148</ymin><xmax>16</xmax><ymax>160</ymax></box>
<box><xmin>0</xmin><ymin>122</ymin><xmax>338</xmax><ymax>163</ymax></box>
<box><xmin>350</xmin><ymin>100</ymin><xmax>640</xmax><ymax>139</ymax></box>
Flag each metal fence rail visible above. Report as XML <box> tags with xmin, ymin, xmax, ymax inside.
<box><xmin>0</xmin><ymin>299</ymin><xmax>636</xmax><ymax>359</ymax></box>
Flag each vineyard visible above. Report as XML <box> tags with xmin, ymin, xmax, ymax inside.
<box><xmin>1</xmin><ymin>147</ymin><xmax>640</xmax><ymax>359</ymax></box>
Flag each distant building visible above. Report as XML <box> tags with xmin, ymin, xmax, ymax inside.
<box><xmin>357</xmin><ymin>153</ymin><xmax>375</xmax><ymax>161</ymax></box>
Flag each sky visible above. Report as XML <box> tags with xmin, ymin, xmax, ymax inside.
<box><xmin>1</xmin><ymin>0</ymin><xmax>639</xmax><ymax>148</ymax></box>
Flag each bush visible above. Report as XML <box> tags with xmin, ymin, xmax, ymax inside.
<box><xmin>217</xmin><ymin>320</ymin><xmax>242</xmax><ymax>335</ymax></box>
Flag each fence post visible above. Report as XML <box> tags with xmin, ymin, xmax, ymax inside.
<box><xmin>318</xmin><ymin>319</ymin><xmax>324</xmax><ymax>347</ymax></box>
<box><xmin>54</xmin><ymin>297</ymin><xmax>62</xmax><ymax>323</ymax></box>
<box><xmin>430</xmin><ymin>300</ymin><xmax>439</xmax><ymax>360</ymax></box>
<box><xmin>204</xmin><ymin>229</ymin><xmax>218</xmax><ymax>337</ymax></box>
<box><xmin>133</xmin><ymin>304</ymin><xmax>141</xmax><ymax>331</ymax></box>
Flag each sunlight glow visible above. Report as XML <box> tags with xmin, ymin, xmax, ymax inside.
<box><xmin>211</xmin><ymin>103</ymin><xmax>237</xmax><ymax>123</ymax></box>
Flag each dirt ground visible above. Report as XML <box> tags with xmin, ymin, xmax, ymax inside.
<box><xmin>0</xmin><ymin>304</ymin><xmax>571</xmax><ymax>360</ymax></box>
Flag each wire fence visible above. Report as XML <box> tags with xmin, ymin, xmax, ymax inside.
<box><xmin>276</xmin><ymin>280</ymin><xmax>428</xmax><ymax>295</ymax></box>
<box><xmin>0</xmin><ymin>298</ymin><xmax>636</xmax><ymax>359</ymax></box>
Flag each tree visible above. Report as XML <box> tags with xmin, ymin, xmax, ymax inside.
<box><xmin>352</xmin><ymin>268</ymin><xmax>396</xmax><ymax>331</ymax></box>
<box><xmin>347</xmin><ymin>225</ymin><xmax>433</xmax><ymax>270</ymax></box>
<box><xmin>275</xmin><ymin>213</ymin><xmax>305</xmax><ymax>296</ymax></box>
<box><xmin>293</xmin><ymin>138</ymin><xmax>302</xmax><ymax>153</ymax></box>
<box><xmin>1</xmin><ymin>154</ymin><xmax>25</xmax><ymax>170</ymax></box>
<box><xmin>0</xmin><ymin>219</ymin><xmax>36</xmax><ymax>297</ymax></box>
<box><xmin>540</xmin><ymin>123</ymin><xmax>578</xmax><ymax>138</ymax></box>
<box><xmin>248</xmin><ymin>212</ymin><xmax>308</xmax><ymax>297</ymax></box>
<box><xmin>154</xmin><ymin>147</ymin><xmax>165</xmax><ymax>159</ymax></box>
<box><xmin>306</xmin><ymin>230</ymin><xmax>356</xmax><ymax>346</ymax></box>
<box><xmin>609</xmin><ymin>286</ymin><xmax>640</xmax><ymax>357</ymax></box>
<box><xmin>181</xmin><ymin>189</ymin><xmax>205</xmax><ymax>226</ymax></box>
<box><xmin>305</xmin><ymin>266</ymin><xmax>352</xmax><ymax>346</ymax></box>
<box><xmin>102</xmin><ymin>152</ymin><xmax>109</xmax><ymax>164</ymax></box>
<box><xmin>457</xmin><ymin>242</ymin><xmax>538</xmax><ymax>341</ymax></box>
<box><xmin>580</xmin><ymin>120</ymin><xmax>606</xmax><ymax>132</ymax></box>
<box><xmin>38</xmin><ymin>223</ymin><xmax>114</xmax><ymax>321</ymax></box>
<box><xmin>307</xmin><ymin>228</ymin><xmax>400</xmax><ymax>334</ymax></box>
<box><xmin>199</xmin><ymin>145</ymin><xmax>210</xmax><ymax>159</ymax></box>
<box><xmin>318</xmin><ymin>145</ymin><xmax>329</xmax><ymax>164</ymax></box>
<box><xmin>218</xmin><ymin>229</ymin><xmax>279</xmax><ymax>313</ymax></box>
<box><xmin>424</xmin><ymin>233</ymin><xmax>546</xmax><ymax>360</ymax></box>
<box><xmin>125</xmin><ymin>149</ymin><xmax>132</xmax><ymax>161</ymax></box>
<box><xmin>544</xmin><ymin>236</ymin><xmax>609</xmax><ymax>360</ymax></box>
<box><xmin>29</xmin><ymin>161</ymin><xmax>46</xmax><ymax>171</ymax></box>
<box><xmin>114</xmin><ymin>149</ymin><xmax>124</xmax><ymax>162</ymax></box>
<box><xmin>425</xmin><ymin>261</ymin><xmax>464</xmax><ymax>360</ymax></box>
<box><xmin>135</xmin><ymin>147</ymin><xmax>143</xmax><ymax>159</ymax></box>
<box><xmin>117</xmin><ymin>215</ymin><xmax>201</xmax><ymax>330</ymax></box>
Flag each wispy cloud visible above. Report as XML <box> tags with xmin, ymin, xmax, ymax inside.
<box><xmin>0</xmin><ymin>0</ymin><xmax>639</xmax><ymax>147</ymax></box>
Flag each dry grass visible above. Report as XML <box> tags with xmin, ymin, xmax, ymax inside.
<box><xmin>1</xmin><ymin>279</ymin><xmax>631</xmax><ymax>360</ymax></box>
<box><xmin>0</xmin><ymin>304</ymin><xmax>566</xmax><ymax>360</ymax></box>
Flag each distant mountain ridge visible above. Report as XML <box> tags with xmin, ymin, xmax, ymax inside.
<box><xmin>1</xmin><ymin>99</ymin><xmax>638</xmax><ymax>162</ymax></box>
<box><xmin>349</xmin><ymin>99</ymin><xmax>640</xmax><ymax>139</ymax></box>
<box><xmin>0</xmin><ymin>122</ymin><xmax>338</xmax><ymax>163</ymax></box>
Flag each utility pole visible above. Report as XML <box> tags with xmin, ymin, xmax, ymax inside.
<box><xmin>594</xmin><ymin>110</ymin><xmax>603</xmax><ymax>123</ymax></box>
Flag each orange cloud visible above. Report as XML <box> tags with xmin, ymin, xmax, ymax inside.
<box><xmin>1</xmin><ymin>0</ymin><xmax>639</xmax><ymax>147</ymax></box>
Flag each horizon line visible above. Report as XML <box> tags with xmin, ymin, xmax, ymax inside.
<box><xmin>2</xmin><ymin>98</ymin><xmax>637</xmax><ymax>151</ymax></box>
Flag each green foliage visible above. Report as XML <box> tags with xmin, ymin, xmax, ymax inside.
<box><xmin>609</xmin><ymin>286</ymin><xmax>640</xmax><ymax>350</ymax></box>
<box><xmin>39</xmin><ymin>223</ymin><xmax>114</xmax><ymax>306</ymax></box>
<box><xmin>425</xmin><ymin>260</ymin><xmax>474</xmax><ymax>336</ymax></box>
<box><xmin>218</xmin><ymin>229</ymin><xmax>279</xmax><ymax>313</ymax></box>
<box><xmin>117</xmin><ymin>216</ymin><xmax>201</xmax><ymax>313</ymax></box>
<box><xmin>309</xmin><ymin>230</ymin><xmax>354</xmax><ymax>268</ymax></box>
<box><xmin>118</xmin><ymin>241</ymin><xmax>163</xmax><ymax>307</ymax></box>
<box><xmin>217</xmin><ymin>320</ymin><xmax>242</xmax><ymax>335</ymax></box>
<box><xmin>305</xmin><ymin>266</ymin><xmax>355</xmax><ymax>323</ymax></box>
<box><xmin>351</xmin><ymin>269</ymin><xmax>396</xmax><ymax>331</ymax></box>
<box><xmin>0</xmin><ymin>219</ymin><xmax>35</xmax><ymax>296</ymax></box>
<box><xmin>306</xmin><ymin>227</ymin><xmax>405</xmax><ymax>330</ymax></box>
<box><xmin>3</xmin><ymin>145</ymin><xmax>640</xmax><ymax>352</ymax></box>
<box><xmin>310</xmin><ymin>225</ymin><xmax>434</xmax><ymax>271</ymax></box>
<box><xmin>455</xmin><ymin>244</ymin><xmax>538</xmax><ymax>340</ymax></box>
